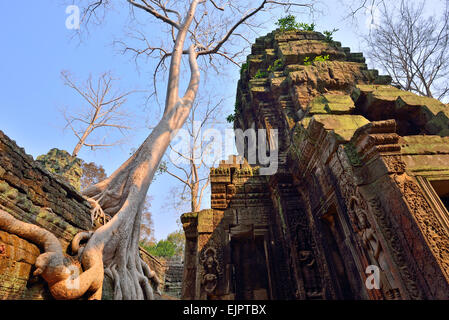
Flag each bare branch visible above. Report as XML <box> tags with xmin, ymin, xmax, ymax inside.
<box><xmin>60</xmin><ymin>71</ymin><xmax>137</xmax><ymax>157</ymax></box>
<box><xmin>127</xmin><ymin>0</ymin><xmax>181</xmax><ymax>29</ymax></box>
<box><xmin>365</xmin><ymin>0</ymin><xmax>449</xmax><ymax>101</ymax></box>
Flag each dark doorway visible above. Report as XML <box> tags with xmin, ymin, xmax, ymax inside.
<box><xmin>321</xmin><ymin>204</ymin><xmax>356</xmax><ymax>299</ymax></box>
<box><xmin>231</xmin><ymin>235</ymin><xmax>269</xmax><ymax>300</ymax></box>
<box><xmin>430</xmin><ymin>180</ymin><xmax>449</xmax><ymax>212</ymax></box>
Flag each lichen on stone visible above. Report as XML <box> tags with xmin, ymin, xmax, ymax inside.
<box><xmin>36</xmin><ymin>149</ymin><xmax>83</xmax><ymax>190</ymax></box>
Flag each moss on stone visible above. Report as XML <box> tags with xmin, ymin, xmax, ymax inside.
<box><xmin>309</xmin><ymin>95</ymin><xmax>329</xmax><ymax>114</ymax></box>
<box><xmin>181</xmin><ymin>212</ymin><xmax>199</xmax><ymax>222</ymax></box>
<box><xmin>309</xmin><ymin>94</ymin><xmax>355</xmax><ymax>115</ymax></box>
<box><xmin>344</xmin><ymin>143</ymin><xmax>362</xmax><ymax>166</ymax></box>
<box><xmin>311</xmin><ymin>114</ymin><xmax>370</xmax><ymax>141</ymax></box>
<box><xmin>324</xmin><ymin>94</ymin><xmax>355</xmax><ymax>113</ymax></box>
<box><xmin>36</xmin><ymin>149</ymin><xmax>83</xmax><ymax>191</ymax></box>
<box><xmin>426</xmin><ymin>111</ymin><xmax>449</xmax><ymax>136</ymax></box>
<box><xmin>401</xmin><ymin>136</ymin><xmax>449</xmax><ymax>154</ymax></box>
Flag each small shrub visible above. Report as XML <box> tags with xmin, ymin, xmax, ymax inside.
<box><xmin>276</xmin><ymin>15</ymin><xmax>315</xmax><ymax>32</ymax></box>
<box><xmin>227</xmin><ymin>100</ymin><xmax>242</xmax><ymax>123</ymax></box>
<box><xmin>254</xmin><ymin>69</ymin><xmax>268</xmax><ymax>79</ymax></box>
<box><xmin>276</xmin><ymin>15</ymin><xmax>299</xmax><ymax>31</ymax></box>
<box><xmin>267</xmin><ymin>59</ymin><xmax>284</xmax><ymax>73</ymax></box>
<box><xmin>226</xmin><ymin>114</ymin><xmax>236</xmax><ymax>123</ymax></box>
<box><xmin>298</xmin><ymin>22</ymin><xmax>315</xmax><ymax>31</ymax></box>
<box><xmin>323</xmin><ymin>28</ymin><xmax>339</xmax><ymax>42</ymax></box>
<box><xmin>303</xmin><ymin>55</ymin><xmax>330</xmax><ymax>66</ymax></box>
<box><xmin>314</xmin><ymin>54</ymin><xmax>330</xmax><ymax>62</ymax></box>
<box><xmin>303</xmin><ymin>56</ymin><xmax>312</xmax><ymax>66</ymax></box>
<box><xmin>273</xmin><ymin>59</ymin><xmax>284</xmax><ymax>71</ymax></box>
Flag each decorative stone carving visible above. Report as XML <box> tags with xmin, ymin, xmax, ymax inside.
<box><xmin>382</xmin><ymin>155</ymin><xmax>406</xmax><ymax>174</ymax></box>
<box><xmin>200</xmin><ymin>247</ymin><xmax>220</xmax><ymax>295</ymax></box>
<box><xmin>298</xmin><ymin>250</ymin><xmax>322</xmax><ymax>299</ymax></box>
<box><xmin>394</xmin><ymin>174</ymin><xmax>449</xmax><ymax>282</ymax></box>
<box><xmin>367</xmin><ymin>197</ymin><xmax>422</xmax><ymax>299</ymax></box>
<box><xmin>349</xmin><ymin>196</ymin><xmax>400</xmax><ymax>299</ymax></box>
<box><xmin>182</xmin><ymin>28</ymin><xmax>449</xmax><ymax>301</ymax></box>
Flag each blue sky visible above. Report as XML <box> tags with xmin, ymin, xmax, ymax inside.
<box><xmin>0</xmin><ymin>1</ymin><xmax>409</xmax><ymax>240</ymax></box>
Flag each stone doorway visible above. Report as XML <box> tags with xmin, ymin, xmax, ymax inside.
<box><xmin>230</xmin><ymin>231</ymin><xmax>270</xmax><ymax>300</ymax></box>
<box><xmin>320</xmin><ymin>204</ymin><xmax>356</xmax><ymax>300</ymax></box>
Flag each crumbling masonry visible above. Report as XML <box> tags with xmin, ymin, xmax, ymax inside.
<box><xmin>0</xmin><ymin>133</ymin><xmax>166</xmax><ymax>299</ymax></box>
<box><xmin>181</xmin><ymin>30</ymin><xmax>449</xmax><ymax>300</ymax></box>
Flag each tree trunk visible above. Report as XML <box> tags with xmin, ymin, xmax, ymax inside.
<box><xmin>191</xmin><ymin>181</ymin><xmax>199</xmax><ymax>212</ymax></box>
<box><xmin>0</xmin><ymin>0</ymin><xmax>201</xmax><ymax>300</ymax></box>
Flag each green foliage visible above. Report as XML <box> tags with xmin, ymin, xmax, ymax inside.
<box><xmin>226</xmin><ymin>114</ymin><xmax>236</xmax><ymax>123</ymax></box>
<box><xmin>267</xmin><ymin>59</ymin><xmax>284</xmax><ymax>73</ymax></box>
<box><xmin>141</xmin><ymin>229</ymin><xmax>185</xmax><ymax>258</ymax></box>
<box><xmin>314</xmin><ymin>54</ymin><xmax>330</xmax><ymax>62</ymax></box>
<box><xmin>157</xmin><ymin>160</ymin><xmax>168</xmax><ymax>174</ymax></box>
<box><xmin>226</xmin><ymin>100</ymin><xmax>241</xmax><ymax>123</ymax></box>
<box><xmin>323</xmin><ymin>28</ymin><xmax>339</xmax><ymax>42</ymax></box>
<box><xmin>142</xmin><ymin>240</ymin><xmax>176</xmax><ymax>258</ymax></box>
<box><xmin>275</xmin><ymin>15</ymin><xmax>299</xmax><ymax>31</ymax></box>
<box><xmin>254</xmin><ymin>69</ymin><xmax>268</xmax><ymax>79</ymax></box>
<box><xmin>298</xmin><ymin>22</ymin><xmax>315</xmax><ymax>31</ymax></box>
<box><xmin>275</xmin><ymin>15</ymin><xmax>315</xmax><ymax>32</ymax></box>
<box><xmin>241</xmin><ymin>62</ymin><xmax>248</xmax><ymax>72</ymax></box>
<box><xmin>303</xmin><ymin>56</ymin><xmax>312</xmax><ymax>66</ymax></box>
<box><xmin>166</xmin><ymin>230</ymin><xmax>185</xmax><ymax>257</ymax></box>
<box><xmin>303</xmin><ymin>55</ymin><xmax>330</xmax><ymax>65</ymax></box>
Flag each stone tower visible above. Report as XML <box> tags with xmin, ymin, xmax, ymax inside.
<box><xmin>181</xmin><ymin>30</ymin><xmax>449</xmax><ymax>300</ymax></box>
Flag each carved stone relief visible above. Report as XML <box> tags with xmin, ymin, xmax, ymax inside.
<box><xmin>349</xmin><ymin>196</ymin><xmax>401</xmax><ymax>299</ymax></box>
<box><xmin>200</xmin><ymin>247</ymin><xmax>220</xmax><ymax>295</ymax></box>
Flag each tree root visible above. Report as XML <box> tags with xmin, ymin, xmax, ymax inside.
<box><xmin>0</xmin><ymin>206</ymin><xmax>163</xmax><ymax>300</ymax></box>
<box><xmin>87</xmin><ymin>198</ymin><xmax>106</xmax><ymax>227</ymax></box>
<box><xmin>0</xmin><ymin>208</ymin><xmax>103</xmax><ymax>300</ymax></box>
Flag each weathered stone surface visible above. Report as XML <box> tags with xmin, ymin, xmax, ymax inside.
<box><xmin>0</xmin><ymin>230</ymin><xmax>44</xmax><ymax>299</ymax></box>
<box><xmin>185</xmin><ymin>29</ymin><xmax>449</xmax><ymax>300</ymax></box>
<box><xmin>352</xmin><ymin>85</ymin><xmax>449</xmax><ymax>136</ymax></box>
<box><xmin>163</xmin><ymin>257</ymin><xmax>184</xmax><ymax>299</ymax></box>
<box><xmin>0</xmin><ymin>130</ymin><xmax>92</xmax><ymax>247</ymax></box>
<box><xmin>36</xmin><ymin>149</ymin><xmax>83</xmax><ymax>191</ymax></box>
<box><xmin>0</xmin><ymin>130</ymin><xmax>169</xmax><ymax>300</ymax></box>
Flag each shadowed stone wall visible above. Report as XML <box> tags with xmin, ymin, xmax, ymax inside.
<box><xmin>0</xmin><ymin>130</ymin><xmax>167</xmax><ymax>300</ymax></box>
<box><xmin>182</xmin><ymin>29</ymin><xmax>449</xmax><ymax>300</ymax></box>
<box><xmin>0</xmin><ymin>130</ymin><xmax>92</xmax><ymax>299</ymax></box>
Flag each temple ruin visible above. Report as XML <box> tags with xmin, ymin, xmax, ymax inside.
<box><xmin>181</xmin><ymin>30</ymin><xmax>449</xmax><ymax>300</ymax></box>
<box><xmin>1</xmin><ymin>28</ymin><xmax>449</xmax><ymax>301</ymax></box>
<box><xmin>0</xmin><ymin>132</ymin><xmax>182</xmax><ymax>299</ymax></box>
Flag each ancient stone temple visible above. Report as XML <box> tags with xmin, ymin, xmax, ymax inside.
<box><xmin>0</xmin><ymin>134</ymin><xmax>166</xmax><ymax>299</ymax></box>
<box><xmin>181</xmin><ymin>30</ymin><xmax>449</xmax><ymax>300</ymax></box>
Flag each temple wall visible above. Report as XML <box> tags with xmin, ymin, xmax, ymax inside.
<box><xmin>182</xmin><ymin>29</ymin><xmax>449</xmax><ymax>300</ymax></box>
<box><xmin>0</xmin><ymin>130</ymin><xmax>167</xmax><ymax>300</ymax></box>
<box><xmin>0</xmin><ymin>130</ymin><xmax>93</xmax><ymax>299</ymax></box>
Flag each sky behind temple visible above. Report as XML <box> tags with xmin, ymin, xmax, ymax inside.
<box><xmin>0</xmin><ymin>0</ymin><xmax>439</xmax><ymax>240</ymax></box>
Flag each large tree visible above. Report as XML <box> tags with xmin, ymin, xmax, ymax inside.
<box><xmin>140</xmin><ymin>196</ymin><xmax>156</xmax><ymax>245</ymax></box>
<box><xmin>80</xmin><ymin>161</ymin><xmax>108</xmax><ymax>191</ymax></box>
<box><xmin>61</xmin><ymin>71</ymin><xmax>136</xmax><ymax>157</ymax></box>
<box><xmin>163</xmin><ymin>93</ymin><xmax>224</xmax><ymax>213</ymax></box>
<box><xmin>355</xmin><ymin>0</ymin><xmax>449</xmax><ymax>100</ymax></box>
<box><xmin>0</xmin><ymin>0</ymin><xmax>313</xmax><ymax>300</ymax></box>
